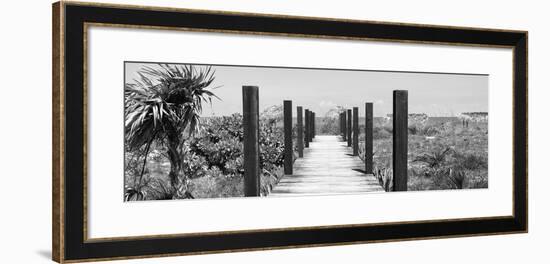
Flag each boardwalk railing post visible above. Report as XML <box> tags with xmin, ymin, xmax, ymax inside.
<box><xmin>342</xmin><ymin>112</ymin><xmax>347</xmax><ymax>141</ymax></box>
<box><xmin>393</xmin><ymin>90</ymin><xmax>408</xmax><ymax>191</ymax></box>
<box><xmin>242</xmin><ymin>86</ymin><xmax>260</xmax><ymax>196</ymax></box>
<box><xmin>297</xmin><ymin>106</ymin><xmax>304</xmax><ymax>158</ymax></box>
<box><xmin>340</xmin><ymin>113</ymin><xmax>344</xmax><ymax>137</ymax></box>
<box><xmin>304</xmin><ymin>109</ymin><xmax>310</xmax><ymax>148</ymax></box>
<box><xmin>312</xmin><ymin>112</ymin><xmax>316</xmax><ymax>139</ymax></box>
<box><xmin>284</xmin><ymin>100</ymin><xmax>293</xmax><ymax>175</ymax></box>
<box><xmin>347</xmin><ymin>109</ymin><xmax>352</xmax><ymax>147</ymax></box>
<box><xmin>353</xmin><ymin>107</ymin><xmax>359</xmax><ymax>156</ymax></box>
<box><xmin>365</xmin><ymin>102</ymin><xmax>373</xmax><ymax>174</ymax></box>
<box><xmin>308</xmin><ymin>111</ymin><xmax>313</xmax><ymax>143</ymax></box>
<box><xmin>339</xmin><ymin>113</ymin><xmax>342</xmax><ymax>136</ymax></box>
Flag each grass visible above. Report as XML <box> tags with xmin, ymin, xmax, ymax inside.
<box><xmin>360</xmin><ymin>117</ymin><xmax>488</xmax><ymax>191</ymax></box>
<box><xmin>125</xmin><ymin>150</ymin><xmax>286</xmax><ymax>200</ymax></box>
<box><xmin>188</xmin><ymin>166</ymin><xmax>284</xmax><ymax>198</ymax></box>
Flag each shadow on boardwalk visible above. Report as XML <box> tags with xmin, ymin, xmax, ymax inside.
<box><xmin>270</xmin><ymin>135</ymin><xmax>384</xmax><ymax>197</ymax></box>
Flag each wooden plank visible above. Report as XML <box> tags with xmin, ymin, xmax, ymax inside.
<box><xmin>393</xmin><ymin>90</ymin><xmax>408</xmax><ymax>191</ymax></box>
<box><xmin>297</xmin><ymin>106</ymin><xmax>304</xmax><ymax>158</ymax></box>
<box><xmin>347</xmin><ymin>109</ymin><xmax>352</xmax><ymax>147</ymax></box>
<box><xmin>365</xmin><ymin>102</ymin><xmax>373</xmax><ymax>174</ymax></box>
<box><xmin>353</xmin><ymin>107</ymin><xmax>359</xmax><ymax>156</ymax></box>
<box><xmin>284</xmin><ymin>100</ymin><xmax>293</xmax><ymax>175</ymax></box>
<box><xmin>270</xmin><ymin>135</ymin><xmax>384</xmax><ymax>196</ymax></box>
<box><xmin>242</xmin><ymin>86</ymin><xmax>260</xmax><ymax>196</ymax></box>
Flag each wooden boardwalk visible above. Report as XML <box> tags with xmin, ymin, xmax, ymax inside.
<box><xmin>270</xmin><ymin>135</ymin><xmax>385</xmax><ymax>197</ymax></box>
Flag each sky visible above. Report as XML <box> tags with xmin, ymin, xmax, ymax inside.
<box><xmin>125</xmin><ymin>62</ymin><xmax>488</xmax><ymax>117</ymax></box>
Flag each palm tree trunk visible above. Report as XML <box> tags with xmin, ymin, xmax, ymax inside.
<box><xmin>166</xmin><ymin>139</ymin><xmax>189</xmax><ymax>199</ymax></box>
<box><xmin>137</xmin><ymin>132</ymin><xmax>157</xmax><ymax>186</ymax></box>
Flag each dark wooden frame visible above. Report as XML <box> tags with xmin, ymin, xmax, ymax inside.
<box><xmin>52</xmin><ymin>1</ymin><xmax>528</xmax><ymax>263</ymax></box>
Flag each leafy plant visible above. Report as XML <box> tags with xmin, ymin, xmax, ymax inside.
<box><xmin>374</xmin><ymin>166</ymin><xmax>392</xmax><ymax>192</ymax></box>
<box><xmin>124</xmin><ymin>176</ymin><xmax>172</xmax><ymax>201</ymax></box>
<box><xmin>447</xmin><ymin>168</ymin><xmax>465</xmax><ymax>189</ymax></box>
<box><xmin>413</xmin><ymin>147</ymin><xmax>453</xmax><ymax>168</ymax></box>
<box><xmin>124</xmin><ymin>187</ymin><xmax>145</xmax><ymax>201</ymax></box>
<box><xmin>125</xmin><ymin>64</ymin><xmax>219</xmax><ymax>199</ymax></box>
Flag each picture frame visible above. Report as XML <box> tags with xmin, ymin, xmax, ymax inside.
<box><xmin>52</xmin><ymin>1</ymin><xmax>528</xmax><ymax>263</ymax></box>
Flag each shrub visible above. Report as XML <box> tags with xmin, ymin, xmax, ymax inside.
<box><xmin>413</xmin><ymin>147</ymin><xmax>453</xmax><ymax>168</ymax></box>
<box><xmin>373</xmin><ymin>166</ymin><xmax>392</xmax><ymax>192</ymax></box>
<box><xmin>373</xmin><ymin>126</ymin><xmax>392</xmax><ymax>139</ymax></box>
<box><xmin>421</xmin><ymin>126</ymin><xmax>441</xmax><ymax>136</ymax></box>
<box><xmin>408</xmin><ymin>125</ymin><xmax>419</xmax><ymax>135</ymax></box>
<box><xmin>447</xmin><ymin>168</ymin><xmax>466</xmax><ymax>189</ymax></box>
<box><xmin>369</xmin><ymin>117</ymin><xmax>487</xmax><ymax>191</ymax></box>
<box><xmin>125</xmin><ymin>176</ymin><xmax>172</xmax><ymax>201</ymax></box>
<box><xmin>181</xmin><ymin>144</ymin><xmax>209</xmax><ymax>179</ymax></box>
<box><xmin>189</xmin><ymin>167</ymin><xmax>244</xmax><ymax>198</ymax></box>
<box><xmin>452</xmin><ymin>153</ymin><xmax>487</xmax><ymax>170</ymax></box>
<box><xmin>188</xmin><ymin>115</ymin><xmax>244</xmax><ymax>174</ymax></box>
<box><xmin>181</xmin><ymin>108</ymin><xmax>286</xmax><ymax>198</ymax></box>
<box><xmin>124</xmin><ymin>151</ymin><xmax>148</xmax><ymax>186</ymax></box>
<box><xmin>468</xmin><ymin>172</ymin><xmax>489</xmax><ymax>188</ymax></box>
<box><xmin>259</xmin><ymin>123</ymin><xmax>284</xmax><ymax>171</ymax></box>
<box><xmin>319</xmin><ymin>106</ymin><xmax>345</xmax><ymax>135</ymax></box>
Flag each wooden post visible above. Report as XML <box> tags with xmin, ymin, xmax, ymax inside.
<box><xmin>365</xmin><ymin>103</ymin><xmax>373</xmax><ymax>174</ymax></box>
<box><xmin>353</xmin><ymin>107</ymin><xmax>359</xmax><ymax>156</ymax></box>
<box><xmin>304</xmin><ymin>109</ymin><xmax>310</xmax><ymax>148</ymax></box>
<box><xmin>284</xmin><ymin>100</ymin><xmax>293</xmax><ymax>175</ymax></box>
<box><xmin>310</xmin><ymin>110</ymin><xmax>313</xmax><ymax>142</ymax></box>
<box><xmin>347</xmin><ymin>109</ymin><xmax>352</xmax><ymax>147</ymax></box>
<box><xmin>342</xmin><ymin>112</ymin><xmax>347</xmax><ymax>141</ymax></box>
<box><xmin>242</xmin><ymin>86</ymin><xmax>260</xmax><ymax>196</ymax></box>
<box><xmin>339</xmin><ymin>113</ymin><xmax>342</xmax><ymax>135</ymax></box>
<box><xmin>308</xmin><ymin>111</ymin><xmax>313</xmax><ymax>143</ymax></box>
<box><xmin>342</xmin><ymin>112</ymin><xmax>345</xmax><ymax>137</ymax></box>
<box><xmin>340</xmin><ymin>113</ymin><xmax>344</xmax><ymax>136</ymax></box>
<box><xmin>312</xmin><ymin>112</ymin><xmax>316</xmax><ymax>139</ymax></box>
<box><xmin>393</xmin><ymin>90</ymin><xmax>408</xmax><ymax>191</ymax></box>
<box><xmin>297</xmin><ymin>106</ymin><xmax>304</xmax><ymax>158</ymax></box>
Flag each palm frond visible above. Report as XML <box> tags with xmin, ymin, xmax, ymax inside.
<box><xmin>124</xmin><ymin>63</ymin><xmax>220</xmax><ymax>150</ymax></box>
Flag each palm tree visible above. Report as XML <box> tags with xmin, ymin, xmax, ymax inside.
<box><xmin>125</xmin><ymin>64</ymin><xmax>218</xmax><ymax>199</ymax></box>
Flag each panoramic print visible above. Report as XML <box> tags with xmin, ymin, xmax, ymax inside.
<box><xmin>123</xmin><ymin>62</ymin><xmax>488</xmax><ymax>201</ymax></box>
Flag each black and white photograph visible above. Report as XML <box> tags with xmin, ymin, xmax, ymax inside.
<box><xmin>124</xmin><ymin>62</ymin><xmax>489</xmax><ymax>201</ymax></box>
<box><xmin>0</xmin><ymin>0</ymin><xmax>538</xmax><ymax>263</ymax></box>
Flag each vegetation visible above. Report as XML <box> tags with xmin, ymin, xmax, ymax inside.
<box><xmin>124</xmin><ymin>64</ymin><xmax>487</xmax><ymax>200</ymax></box>
<box><xmin>124</xmin><ymin>64</ymin><xmax>219</xmax><ymax>200</ymax></box>
<box><xmin>319</xmin><ymin>106</ymin><xmax>346</xmax><ymax>135</ymax></box>
<box><xmin>124</xmin><ymin>66</ymin><xmax>290</xmax><ymax>201</ymax></box>
<box><xmin>360</xmin><ymin>117</ymin><xmax>488</xmax><ymax>191</ymax></box>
